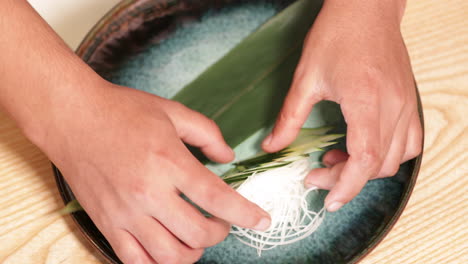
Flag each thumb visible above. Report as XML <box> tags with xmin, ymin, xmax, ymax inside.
<box><xmin>165</xmin><ymin>101</ymin><xmax>234</xmax><ymax>163</ymax></box>
<box><xmin>262</xmin><ymin>68</ymin><xmax>322</xmax><ymax>153</ymax></box>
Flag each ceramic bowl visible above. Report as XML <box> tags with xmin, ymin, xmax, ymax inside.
<box><xmin>54</xmin><ymin>0</ymin><xmax>424</xmax><ymax>263</ymax></box>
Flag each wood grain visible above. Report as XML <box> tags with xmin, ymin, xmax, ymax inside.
<box><xmin>1</xmin><ymin>0</ymin><xmax>467</xmax><ymax>263</ymax></box>
<box><xmin>361</xmin><ymin>1</ymin><xmax>468</xmax><ymax>263</ymax></box>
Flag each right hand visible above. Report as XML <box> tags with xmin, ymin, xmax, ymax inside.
<box><xmin>261</xmin><ymin>0</ymin><xmax>422</xmax><ymax>212</ymax></box>
<box><xmin>40</xmin><ymin>79</ymin><xmax>271</xmax><ymax>264</ymax></box>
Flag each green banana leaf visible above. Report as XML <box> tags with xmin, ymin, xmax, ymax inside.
<box><xmin>59</xmin><ymin>199</ymin><xmax>83</xmax><ymax>214</ymax></box>
<box><xmin>172</xmin><ymin>0</ymin><xmax>323</xmax><ymax>148</ymax></box>
<box><xmin>222</xmin><ymin>127</ymin><xmax>343</xmax><ymax>185</ymax></box>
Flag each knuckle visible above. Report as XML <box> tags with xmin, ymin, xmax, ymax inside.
<box><xmin>362</xmin><ymin>65</ymin><xmax>385</xmax><ymax>85</ymax></box>
<box><xmin>206</xmin><ymin>117</ymin><xmax>218</xmax><ymax>128</ymax></box>
<box><xmin>391</xmin><ymin>94</ymin><xmax>406</xmax><ymax>111</ymax></box>
<box><xmin>289</xmin><ymin>74</ymin><xmax>319</xmax><ymax>102</ymax></box>
<box><xmin>126</xmin><ymin>258</ymin><xmax>145</xmax><ymax>264</ymax></box>
<box><xmin>187</xmin><ymin>222</ymin><xmax>210</xmax><ymax>248</ymax></box>
<box><xmin>127</xmin><ymin>178</ymin><xmax>151</xmax><ymax>202</ymax></box>
<box><xmin>180</xmin><ymin>249</ymin><xmax>204</xmax><ymax>264</ymax></box>
<box><xmin>186</xmin><ymin>238</ymin><xmax>203</xmax><ymax>250</ymax></box>
<box><xmin>197</xmin><ymin>181</ymin><xmax>215</xmax><ymax>199</ymax></box>
<box><xmin>407</xmin><ymin>148</ymin><xmax>421</xmax><ymax>160</ymax></box>
<box><xmin>278</xmin><ymin>110</ymin><xmax>301</xmax><ymax>129</ymax></box>
<box><xmin>158</xmin><ymin>252</ymin><xmax>182</xmax><ymax>264</ymax></box>
<box><xmin>153</xmin><ymin>146</ymin><xmax>177</xmax><ymax>160</ymax></box>
<box><xmin>278</xmin><ymin>110</ymin><xmax>290</xmax><ymax>124</ymax></box>
<box><xmin>387</xmin><ymin>94</ymin><xmax>407</xmax><ymax>117</ymax></box>
<box><xmin>152</xmin><ymin>148</ymin><xmax>182</xmax><ymax>173</ymax></box>
<box><xmin>334</xmin><ymin>182</ymin><xmax>362</xmax><ymax>204</ymax></box>
<box><xmin>389</xmin><ymin>164</ymin><xmax>400</xmax><ymax>176</ymax></box>
<box><xmin>117</xmin><ymin>248</ymin><xmax>145</xmax><ymax>264</ymax></box>
<box><xmin>359</xmin><ymin>148</ymin><xmax>381</xmax><ymax>168</ymax></box>
<box><xmin>193</xmin><ymin>181</ymin><xmax>224</xmax><ymax>208</ymax></box>
<box><xmin>393</xmin><ymin>88</ymin><xmax>408</xmax><ymax>106</ymax></box>
<box><xmin>381</xmin><ymin>164</ymin><xmax>400</xmax><ymax>177</ymax></box>
<box><xmin>349</xmin><ymin>69</ymin><xmax>383</xmax><ymax>100</ymax></box>
<box><xmin>386</xmin><ymin>83</ymin><xmax>410</xmax><ymax>107</ymax></box>
<box><xmin>206</xmin><ymin>118</ymin><xmax>221</xmax><ymax>134</ymax></box>
<box><xmin>170</xmin><ymin>101</ymin><xmax>188</xmax><ymax>113</ymax></box>
<box><xmin>341</xmin><ymin>96</ymin><xmax>378</xmax><ymax>119</ymax></box>
<box><xmin>406</xmin><ymin>141</ymin><xmax>423</xmax><ymax>159</ymax></box>
<box><xmin>353</xmin><ymin>70</ymin><xmax>381</xmax><ymax>94</ymax></box>
<box><xmin>355</xmin><ymin>67</ymin><xmax>410</xmax><ymax>110</ymax></box>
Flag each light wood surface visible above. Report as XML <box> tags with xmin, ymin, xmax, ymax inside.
<box><xmin>1</xmin><ymin>0</ymin><xmax>467</xmax><ymax>263</ymax></box>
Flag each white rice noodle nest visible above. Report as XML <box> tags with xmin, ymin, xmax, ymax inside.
<box><xmin>230</xmin><ymin>157</ymin><xmax>325</xmax><ymax>256</ymax></box>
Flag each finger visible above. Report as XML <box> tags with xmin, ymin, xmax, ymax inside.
<box><xmin>133</xmin><ymin>215</ymin><xmax>204</xmax><ymax>264</ymax></box>
<box><xmin>262</xmin><ymin>67</ymin><xmax>322</xmax><ymax>153</ymax></box>
<box><xmin>109</xmin><ymin>229</ymin><xmax>157</xmax><ymax>264</ymax></box>
<box><xmin>324</xmin><ymin>100</ymin><xmax>383</xmax><ymax>212</ymax></box>
<box><xmin>152</xmin><ymin>194</ymin><xmax>230</xmax><ymax>249</ymax></box>
<box><xmin>176</xmin><ymin>160</ymin><xmax>271</xmax><ymax>231</ymax></box>
<box><xmin>304</xmin><ymin>149</ymin><xmax>348</xmax><ymax>189</ymax></box>
<box><xmin>322</xmin><ymin>149</ymin><xmax>349</xmax><ymax>167</ymax></box>
<box><xmin>166</xmin><ymin>101</ymin><xmax>234</xmax><ymax>163</ymax></box>
<box><xmin>375</xmin><ymin>111</ymin><xmax>411</xmax><ymax>179</ymax></box>
<box><xmin>305</xmin><ymin>161</ymin><xmax>346</xmax><ymax>190</ymax></box>
<box><xmin>402</xmin><ymin>111</ymin><xmax>423</xmax><ymax>162</ymax></box>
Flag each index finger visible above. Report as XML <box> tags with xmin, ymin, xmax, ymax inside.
<box><xmin>324</xmin><ymin>100</ymin><xmax>383</xmax><ymax>211</ymax></box>
<box><xmin>175</xmin><ymin>156</ymin><xmax>271</xmax><ymax>231</ymax></box>
<box><xmin>262</xmin><ymin>64</ymin><xmax>321</xmax><ymax>153</ymax></box>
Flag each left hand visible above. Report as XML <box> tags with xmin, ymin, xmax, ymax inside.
<box><xmin>261</xmin><ymin>0</ymin><xmax>422</xmax><ymax>212</ymax></box>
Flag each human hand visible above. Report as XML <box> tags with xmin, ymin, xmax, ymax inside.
<box><xmin>41</xmin><ymin>80</ymin><xmax>271</xmax><ymax>263</ymax></box>
<box><xmin>262</xmin><ymin>0</ymin><xmax>422</xmax><ymax>212</ymax></box>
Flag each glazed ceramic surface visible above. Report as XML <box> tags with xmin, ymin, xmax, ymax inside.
<box><xmin>54</xmin><ymin>0</ymin><xmax>423</xmax><ymax>263</ymax></box>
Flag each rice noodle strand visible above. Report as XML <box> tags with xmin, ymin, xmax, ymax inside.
<box><xmin>230</xmin><ymin>158</ymin><xmax>325</xmax><ymax>256</ymax></box>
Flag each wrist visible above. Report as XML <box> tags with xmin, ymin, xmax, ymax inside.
<box><xmin>323</xmin><ymin>0</ymin><xmax>406</xmax><ymax>25</ymax></box>
<box><xmin>0</xmin><ymin>0</ymin><xmax>107</xmax><ymax>151</ymax></box>
<box><xmin>6</xmin><ymin>59</ymin><xmax>105</xmax><ymax>152</ymax></box>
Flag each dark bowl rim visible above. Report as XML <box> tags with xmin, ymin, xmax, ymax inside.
<box><xmin>54</xmin><ymin>0</ymin><xmax>425</xmax><ymax>263</ymax></box>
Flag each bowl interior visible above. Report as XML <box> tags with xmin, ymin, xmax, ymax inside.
<box><xmin>55</xmin><ymin>1</ymin><xmax>422</xmax><ymax>263</ymax></box>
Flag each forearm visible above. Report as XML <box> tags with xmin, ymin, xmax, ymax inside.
<box><xmin>0</xmin><ymin>0</ymin><xmax>101</xmax><ymax>146</ymax></box>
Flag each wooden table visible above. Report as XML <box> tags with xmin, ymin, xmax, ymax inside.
<box><xmin>1</xmin><ymin>0</ymin><xmax>466</xmax><ymax>263</ymax></box>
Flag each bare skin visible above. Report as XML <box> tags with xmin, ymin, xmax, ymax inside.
<box><xmin>1</xmin><ymin>1</ymin><xmax>270</xmax><ymax>264</ymax></box>
<box><xmin>262</xmin><ymin>0</ymin><xmax>422</xmax><ymax>212</ymax></box>
<box><xmin>0</xmin><ymin>0</ymin><xmax>422</xmax><ymax>263</ymax></box>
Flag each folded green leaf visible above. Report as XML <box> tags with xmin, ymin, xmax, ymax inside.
<box><xmin>222</xmin><ymin>127</ymin><xmax>344</xmax><ymax>185</ymax></box>
<box><xmin>234</xmin><ymin>128</ymin><xmax>343</xmax><ymax>167</ymax></box>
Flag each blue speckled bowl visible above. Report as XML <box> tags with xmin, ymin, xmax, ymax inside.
<box><xmin>54</xmin><ymin>0</ymin><xmax>423</xmax><ymax>263</ymax></box>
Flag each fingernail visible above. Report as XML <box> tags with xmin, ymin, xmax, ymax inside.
<box><xmin>326</xmin><ymin>202</ymin><xmax>343</xmax><ymax>212</ymax></box>
<box><xmin>263</xmin><ymin>135</ymin><xmax>272</xmax><ymax>146</ymax></box>
<box><xmin>254</xmin><ymin>217</ymin><xmax>271</xmax><ymax>231</ymax></box>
